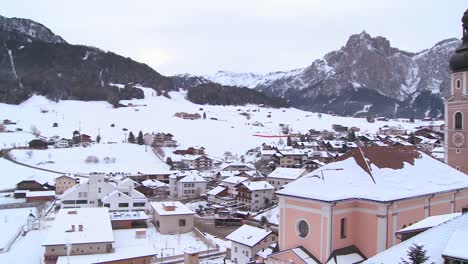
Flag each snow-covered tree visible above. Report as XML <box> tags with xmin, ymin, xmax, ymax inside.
<box><xmin>400</xmin><ymin>243</ymin><xmax>430</xmax><ymax>264</ymax></box>
<box><xmin>137</xmin><ymin>131</ymin><xmax>144</xmax><ymax>145</ymax></box>
<box><xmin>128</xmin><ymin>132</ymin><xmax>135</xmax><ymax>143</ymax></box>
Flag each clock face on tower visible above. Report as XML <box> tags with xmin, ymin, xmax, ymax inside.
<box><xmin>452</xmin><ymin>132</ymin><xmax>465</xmax><ymax>148</ymax></box>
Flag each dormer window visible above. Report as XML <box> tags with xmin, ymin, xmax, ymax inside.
<box><xmin>455</xmin><ymin>112</ymin><xmax>463</xmax><ymax>130</ymax></box>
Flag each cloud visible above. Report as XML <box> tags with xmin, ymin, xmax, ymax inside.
<box><xmin>136</xmin><ymin>47</ymin><xmax>172</xmax><ymax>71</ymax></box>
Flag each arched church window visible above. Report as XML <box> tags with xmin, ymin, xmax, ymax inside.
<box><xmin>455</xmin><ymin>112</ymin><xmax>463</xmax><ymax>130</ymax></box>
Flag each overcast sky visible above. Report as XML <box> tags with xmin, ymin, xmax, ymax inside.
<box><xmin>2</xmin><ymin>1</ymin><xmax>467</xmax><ymax>75</ymax></box>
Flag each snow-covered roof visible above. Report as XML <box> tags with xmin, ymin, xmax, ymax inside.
<box><xmin>150</xmin><ymin>201</ymin><xmax>195</xmax><ymax>216</ymax></box>
<box><xmin>43</xmin><ymin>208</ymin><xmax>114</xmax><ymax>246</ymax></box>
<box><xmin>141</xmin><ymin>179</ymin><xmax>167</xmax><ymax>188</ymax></box>
<box><xmin>226</xmin><ymin>224</ymin><xmax>272</xmax><ymax>247</ymax></box>
<box><xmin>179</xmin><ymin>174</ymin><xmax>206</xmax><ymax>183</ymax></box>
<box><xmin>56</xmin><ymin>245</ymin><xmax>156</xmax><ymax>264</ymax></box>
<box><xmin>222</xmin><ymin>176</ymin><xmax>249</xmax><ymax>185</ymax></box>
<box><xmin>109</xmin><ymin>211</ymin><xmax>149</xmax><ymax>221</ymax></box>
<box><xmin>207</xmin><ymin>186</ymin><xmax>226</xmax><ymax>196</ymax></box>
<box><xmin>267</xmin><ymin>167</ymin><xmax>307</xmax><ymax>180</ymax></box>
<box><xmin>364</xmin><ymin>214</ymin><xmax>468</xmax><ymax>264</ymax></box>
<box><xmin>442</xmin><ymin>230</ymin><xmax>468</xmax><ymax>260</ymax></box>
<box><xmin>398</xmin><ymin>213</ymin><xmax>462</xmax><ymax>234</ymax></box>
<box><xmin>326</xmin><ymin>253</ymin><xmax>364</xmax><ymax>264</ymax></box>
<box><xmin>277</xmin><ymin>146</ymin><xmax>468</xmax><ymax>202</ymax></box>
<box><xmin>25</xmin><ymin>190</ymin><xmax>55</xmax><ymax>197</ymax></box>
<box><xmin>241</xmin><ymin>181</ymin><xmax>274</xmax><ymax>191</ymax></box>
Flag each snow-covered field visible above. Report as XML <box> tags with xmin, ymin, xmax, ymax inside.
<box><xmin>0</xmin><ymin>88</ymin><xmax>436</xmax><ymax>157</ymax></box>
<box><xmin>0</xmin><ymin>157</ymin><xmax>59</xmax><ymax>191</ymax></box>
<box><xmin>0</xmin><ymin>207</ymin><xmax>36</xmax><ymax>251</ymax></box>
<box><xmin>0</xmin><ymin>228</ymin><xmax>47</xmax><ymax>264</ymax></box>
<box><xmin>0</xmin><ymin>131</ymin><xmax>36</xmax><ymax>149</ymax></box>
<box><xmin>10</xmin><ymin>143</ymin><xmax>171</xmax><ymax>175</ymax></box>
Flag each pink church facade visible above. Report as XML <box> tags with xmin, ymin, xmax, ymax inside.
<box><xmin>269</xmin><ymin>146</ymin><xmax>468</xmax><ymax>263</ymax></box>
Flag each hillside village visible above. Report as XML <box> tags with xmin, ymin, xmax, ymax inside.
<box><xmin>0</xmin><ymin>6</ymin><xmax>467</xmax><ymax>264</ymax></box>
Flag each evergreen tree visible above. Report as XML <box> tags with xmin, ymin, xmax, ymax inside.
<box><xmin>128</xmin><ymin>132</ymin><xmax>135</xmax><ymax>143</ymax></box>
<box><xmin>348</xmin><ymin>131</ymin><xmax>356</xmax><ymax>142</ymax></box>
<box><xmin>203</xmin><ymin>112</ymin><xmax>206</xmax><ymax>119</ymax></box>
<box><xmin>137</xmin><ymin>131</ymin><xmax>144</xmax><ymax>145</ymax></box>
<box><xmin>400</xmin><ymin>243</ymin><xmax>430</xmax><ymax>264</ymax></box>
<box><xmin>287</xmin><ymin>136</ymin><xmax>292</xmax><ymax>146</ymax></box>
<box><xmin>166</xmin><ymin>157</ymin><xmax>173</xmax><ymax>167</ymax></box>
<box><xmin>96</xmin><ymin>134</ymin><xmax>101</xmax><ymax>143</ymax></box>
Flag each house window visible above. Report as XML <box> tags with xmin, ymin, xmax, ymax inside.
<box><xmin>118</xmin><ymin>203</ymin><xmax>129</xmax><ymax>207</ymax></box>
<box><xmin>340</xmin><ymin>218</ymin><xmax>347</xmax><ymax>239</ymax></box>
<box><xmin>103</xmin><ymin>203</ymin><xmax>110</xmax><ymax>207</ymax></box>
<box><xmin>457</xmin><ymin>149</ymin><xmax>461</xmax><ymax>154</ymax></box>
<box><xmin>455</xmin><ymin>112</ymin><xmax>463</xmax><ymax>130</ymax></box>
<box><xmin>297</xmin><ymin>220</ymin><xmax>309</xmax><ymax>238</ymax></box>
<box><xmin>246</xmin><ymin>251</ymin><xmax>249</xmax><ymax>257</ymax></box>
<box><xmin>133</xmin><ymin>202</ymin><xmax>145</xmax><ymax>207</ymax></box>
<box><xmin>179</xmin><ymin>219</ymin><xmax>186</xmax><ymax>226</ymax></box>
<box><xmin>156</xmin><ymin>221</ymin><xmax>160</xmax><ymax>228</ymax></box>
<box><xmin>234</xmin><ymin>246</ymin><xmax>238</xmax><ymax>253</ymax></box>
<box><xmin>98</xmin><ymin>187</ymin><xmax>101</xmax><ymax>193</ymax></box>
<box><xmin>456</xmin><ymin>79</ymin><xmax>461</xmax><ymax>89</ymax></box>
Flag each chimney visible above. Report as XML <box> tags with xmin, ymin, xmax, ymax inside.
<box><xmin>78</xmin><ymin>225</ymin><xmax>83</xmax><ymax>232</ymax></box>
<box><xmin>163</xmin><ymin>203</ymin><xmax>176</xmax><ymax>211</ymax></box>
<box><xmin>71</xmin><ymin>225</ymin><xmax>75</xmax><ymax>232</ymax></box>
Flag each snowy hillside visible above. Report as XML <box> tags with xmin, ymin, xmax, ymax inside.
<box><xmin>203</xmin><ymin>69</ymin><xmax>303</xmax><ymax>88</ymax></box>
<box><xmin>0</xmin><ymin>88</ymin><xmax>437</xmax><ymax>159</ymax></box>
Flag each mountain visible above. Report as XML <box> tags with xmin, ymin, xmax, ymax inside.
<box><xmin>196</xmin><ymin>31</ymin><xmax>460</xmax><ymax>118</ymax></box>
<box><xmin>0</xmin><ymin>14</ymin><xmax>175</xmax><ymax>105</ymax></box>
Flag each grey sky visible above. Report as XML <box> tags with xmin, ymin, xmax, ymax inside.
<box><xmin>2</xmin><ymin>1</ymin><xmax>467</xmax><ymax>75</ymax></box>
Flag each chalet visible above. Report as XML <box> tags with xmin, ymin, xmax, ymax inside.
<box><xmin>180</xmin><ymin>155</ymin><xmax>213</xmax><ymax>170</ymax></box>
<box><xmin>174</xmin><ymin>112</ymin><xmax>201</xmax><ymax>120</ymax></box>
<box><xmin>227</xmin><ymin>225</ymin><xmax>277</xmax><ymax>264</ymax></box>
<box><xmin>207</xmin><ymin>186</ymin><xmax>236</xmax><ymax>206</ymax></box>
<box><xmin>80</xmin><ymin>134</ymin><xmax>92</xmax><ymax>143</ymax></box>
<box><xmin>26</xmin><ymin>190</ymin><xmax>55</xmax><ymax>202</ymax></box>
<box><xmin>276</xmin><ymin>150</ymin><xmax>307</xmax><ymax>168</ymax></box>
<box><xmin>221</xmin><ymin>176</ymin><xmax>249</xmax><ymax>197</ymax></box>
<box><xmin>17</xmin><ymin>180</ymin><xmax>53</xmax><ymax>192</ymax></box>
<box><xmin>174</xmin><ymin>146</ymin><xmax>205</xmax><ymax>155</ymax></box>
<box><xmin>301</xmin><ymin>159</ymin><xmax>326</xmax><ymax>172</ymax></box>
<box><xmin>135</xmin><ymin>179</ymin><xmax>169</xmax><ymax>197</ymax></box>
<box><xmin>152</xmin><ymin>132</ymin><xmax>177</xmax><ymax>147</ymax></box>
<box><xmin>237</xmin><ymin>181</ymin><xmax>274</xmax><ymax>211</ymax></box>
<box><xmin>28</xmin><ymin>139</ymin><xmax>48</xmax><ymax>149</ymax></box>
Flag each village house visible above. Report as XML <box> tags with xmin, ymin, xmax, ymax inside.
<box><xmin>17</xmin><ymin>179</ymin><xmax>54</xmax><ymax>192</ymax></box>
<box><xmin>174</xmin><ymin>112</ymin><xmax>201</xmax><ymax>120</ymax></box>
<box><xmin>274</xmin><ymin>149</ymin><xmax>307</xmax><ymax>168</ymax></box>
<box><xmin>0</xmin><ymin>124</ymin><xmax>6</xmax><ymax>132</ymax></box>
<box><xmin>237</xmin><ymin>181</ymin><xmax>274</xmax><ymax>211</ymax></box>
<box><xmin>43</xmin><ymin>208</ymin><xmax>156</xmax><ymax>264</ymax></box>
<box><xmin>207</xmin><ymin>186</ymin><xmax>236</xmax><ymax>206</ymax></box>
<box><xmin>174</xmin><ymin>146</ymin><xmax>205</xmax><ymax>155</ymax></box>
<box><xmin>152</xmin><ymin>132</ymin><xmax>177</xmax><ymax>147</ymax></box>
<box><xmin>169</xmin><ymin>172</ymin><xmax>207</xmax><ymax>199</ymax></box>
<box><xmin>28</xmin><ymin>139</ymin><xmax>48</xmax><ymax>149</ymax></box>
<box><xmin>272</xmin><ymin>146</ymin><xmax>468</xmax><ymax>264</ymax></box>
<box><xmin>135</xmin><ymin>179</ymin><xmax>169</xmax><ymax>197</ymax></box>
<box><xmin>55</xmin><ymin>175</ymin><xmax>79</xmax><ymax>194</ymax></box>
<box><xmin>150</xmin><ymin>201</ymin><xmax>195</xmax><ymax>234</ymax></box>
<box><xmin>26</xmin><ymin>190</ymin><xmax>55</xmax><ymax>202</ymax></box>
<box><xmin>60</xmin><ymin>174</ymin><xmax>147</xmax><ymax>211</ymax></box>
<box><xmin>226</xmin><ymin>224</ymin><xmax>277</xmax><ymax>264</ymax></box>
<box><xmin>220</xmin><ymin>176</ymin><xmax>249</xmax><ymax>197</ymax></box>
<box><xmin>266</xmin><ymin>168</ymin><xmax>308</xmax><ymax>191</ymax></box>
<box><xmin>54</xmin><ymin>138</ymin><xmax>70</xmax><ymax>148</ymax></box>
<box><xmin>143</xmin><ymin>132</ymin><xmax>155</xmax><ymax>145</ymax></box>
<box><xmin>180</xmin><ymin>155</ymin><xmax>213</xmax><ymax>170</ymax></box>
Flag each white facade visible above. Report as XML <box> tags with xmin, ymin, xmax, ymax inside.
<box><xmin>169</xmin><ymin>173</ymin><xmax>207</xmax><ymax>199</ymax></box>
<box><xmin>60</xmin><ymin>174</ymin><xmax>147</xmax><ymax>211</ymax></box>
<box><xmin>227</xmin><ymin>225</ymin><xmax>277</xmax><ymax>264</ymax></box>
<box><xmin>54</xmin><ymin>139</ymin><xmax>70</xmax><ymax>148</ymax></box>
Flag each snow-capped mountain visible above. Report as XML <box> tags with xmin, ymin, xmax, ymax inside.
<box><xmin>196</xmin><ymin>31</ymin><xmax>460</xmax><ymax>118</ymax></box>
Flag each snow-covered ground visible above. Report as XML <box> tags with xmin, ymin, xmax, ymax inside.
<box><xmin>0</xmin><ymin>157</ymin><xmax>59</xmax><ymax>191</ymax></box>
<box><xmin>0</xmin><ymin>88</ymin><xmax>437</xmax><ymax>157</ymax></box>
<box><xmin>0</xmin><ymin>131</ymin><xmax>36</xmax><ymax>149</ymax></box>
<box><xmin>10</xmin><ymin>143</ymin><xmax>171</xmax><ymax>175</ymax></box>
<box><xmin>0</xmin><ymin>228</ymin><xmax>47</xmax><ymax>264</ymax></box>
<box><xmin>0</xmin><ymin>207</ymin><xmax>36</xmax><ymax>251</ymax></box>
<box><xmin>0</xmin><ymin>193</ymin><xmax>25</xmax><ymax>205</ymax></box>
<box><xmin>254</xmin><ymin>206</ymin><xmax>280</xmax><ymax>226</ymax></box>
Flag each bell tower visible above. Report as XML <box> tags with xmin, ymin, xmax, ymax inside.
<box><xmin>446</xmin><ymin>9</ymin><xmax>468</xmax><ymax>174</ymax></box>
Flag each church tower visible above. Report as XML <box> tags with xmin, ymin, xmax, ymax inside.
<box><xmin>446</xmin><ymin>9</ymin><xmax>468</xmax><ymax>174</ymax></box>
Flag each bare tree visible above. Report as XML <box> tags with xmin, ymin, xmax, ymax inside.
<box><xmin>25</xmin><ymin>151</ymin><xmax>33</xmax><ymax>159</ymax></box>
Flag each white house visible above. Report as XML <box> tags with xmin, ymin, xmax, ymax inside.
<box><xmin>226</xmin><ymin>224</ymin><xmax>277</xmax><ymax>264</ymax></box>
<box><xmin>207</xmin><ymin>186</ymin><xmax>236</xmax><ymax>206</ymax></box>
<box><xmin>54</xmin><ymin>138</ymin><xmax>70</xmax><ymax>148</ymax></box>
<box><xmin>150</xmin><ymin>201</ymin><xmax>195</xmax><ymax>234</ymax></box>
<box><xmin>266</xmin><ymin>167</ymin><xmax>307</xmax><ymax>191</ymax></box>
<box><xmin>60</xmin><ymin>174</ymin><xmax>147</xmax><ymax>211</ymax></box>
<box><xmin>169</xmin><ymin>172</ymin><xmax>207</xmax><ymax>199</ymax></box>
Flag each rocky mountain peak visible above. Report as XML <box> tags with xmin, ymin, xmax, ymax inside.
<box><xmin>0</xmin><ymin>15</ymin><xmax>66</xmax><ymax>44</ymax></box>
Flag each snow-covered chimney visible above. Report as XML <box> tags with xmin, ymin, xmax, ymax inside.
<box><xmin>78</xmin><ymin>224</ymin><xmax>83</xmax><ymax>232</ymax></box>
